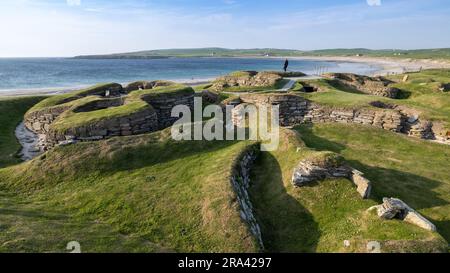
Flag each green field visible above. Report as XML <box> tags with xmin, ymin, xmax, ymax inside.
<box><xmin>74</xmin><ymin>47</ymin><xmax>450</xmax><ymax>60</ymax></box>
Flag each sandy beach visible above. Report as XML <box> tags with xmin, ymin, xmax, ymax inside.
<box><xmin>290</xmin><ymin>56</ymin><xmax>450</xmax><ymax>76</ymax></box>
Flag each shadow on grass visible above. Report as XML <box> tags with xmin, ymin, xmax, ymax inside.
<box><xmin>395</xmin><ymin>89</ymin><xmax>412</xmax><ymax>99</ymax></box>
<box><xmin>0</xmin><ymin>208</ymin><xmax>68</xmax><ymax>221</ymax></box>
<box><xmin>100</xmin><ymin>138</ymin><xmax>242</xmax><ymax>174</ymax></box>
<box><xmin>295</xmin><ymin>124</ymin><xmax>449</xmax><ymax>242</ymax></box>
<box><xmin>294</xmin><ymin>123</ymin><xmax>346</xmax><ymax>154</ymax></box>
<box><xmin>433</xmin><ymin>220</ymin><xmax>450</xmax><ymax>245</ymax></box>
<box><xmin>250</xmin><ymin>152</ymin><xmax>320</xmax><ymax>253</ymax></box>
<box><xmin>326</xmin><ymin>79</ymin><xmax>365</xmax><ymax>95</ymax></box>
<box><xmin>296</xmin><ymin>124</ymin><xmax>448</xmax><ymax>208</ymax></box>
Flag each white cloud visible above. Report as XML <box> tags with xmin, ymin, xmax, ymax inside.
<box><xmin>367</xmin><ymin>0</ymin><xmax>382</xmax><ymax>6</ymax></box>
<box><xmin>66</xmin><ymin>0</ymin><xmax>81</xmax><ymax>7</ymax></box>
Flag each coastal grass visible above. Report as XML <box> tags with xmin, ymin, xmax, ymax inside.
<box><xmin>297</xmin><ymin>70</ymin><xmax>450</xmax><ymax>127</ymax></box>
<box><xmin>0</xmin><ymin>96</ymin><xmax>46</xmax><ymax>168</ymax></box>
<box><xmin>0</xmin><ymin>128</ymin><xmax>258</xmax><ymax>252</ymax></box>
<box><xmin>296</xmin><ymin>123</ymin><xmax>450</xmax><ymax>244</ymax></box>
<box><xmin>36</xmin><ymin>84</ymin><xmax>195</xmax><ymax>133</ymax></box>
<box><xmin>250</xmin><ymin>129</ymin><xmax>446</xmax><ymax>253</ymax></box>
<box><xmin>27</xmin><ymin>83</ymin><xmax>120</xmax><ymax>113</ymax></box>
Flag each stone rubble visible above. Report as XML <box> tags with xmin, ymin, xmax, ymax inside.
<box><xmin>369</xmin><ymin>198</ymin><xmax>437</xmax><ymax>231</ymax></box>
<box><xmin>212</xmin><ymin>71</ymin><xmax>282</xmax><ymax>91</ymax></box>
<box><xmin>322</xmin><ymin>73</ymin><xmax>400</xmax><ymax>98</ymax></box>
<box><xmin>291</xmin><ymin>158</ymin><xmax>371</xmax><ymax>199</ymax></box>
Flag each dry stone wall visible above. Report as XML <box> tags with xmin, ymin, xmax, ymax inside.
<box><xmin>142</xmin><ymin>92</ymin><xmax>195</xmax><ymax>129</ymax></box>
<box><xmin>24</xmin><ymin>85</ymin><xmax>195</xmax><ymax>151</ymax></box>
<box><xmin>25</xmin><ymin>105</ymin><xmax>71</xmax><ymax>135</ymax></box>
<box><xmin>230</xmin><ymin>145</ymin><xmax>264</xmax><ymax>250</ymax></box>
<box><xmin>322</xmin><ymin>73</ymin><xmax>400</xmax><ymax>98</ymax></box>
<box><xmin>235</xmin><ymin>94</ymin><xmax>403</xmax><ymax>132</ymax></box>
<box><xmin>43</xmin><ymin>107</ymin><xmax>159</xmax><ymax>148</ymax></box>
<box><xmin>212</xmin><ymin>71</ymin><xmax>282</xmax><ymax>92</ymax></box>
<box><xmin>227</xmin><ymin>93</ymin><xmax>449</xmax><ymax>144</ymax></box>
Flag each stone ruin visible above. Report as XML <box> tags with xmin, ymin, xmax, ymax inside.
<box><xmin>24</xmin><ymin>81</ymin><xmax>195</xmax><ymax>151</ymax></box>
<box><xmin>230</xmin><ymin>145</ymin><xmax>264</xmax><ymax>250</ymax></box>
<box><xmin>322</xmin><ymin>73</ymin><xmax>401</xmax><ymax>98</ymax></box>
<box><xmin>211</xmin><ymin>71</ymin><xmax>283</xmax><ymax>91</ymax></box>
<box><xmin>291</xmin><ymin>153</ymin><xmax>372</xmax><ymax>199</ymax></box>
<box><xmin>369</xmin><ymin>198</ymin><xmax>437</xmax><ymax>231</ymax></box>
<box><xmin>225</xmin><ymin>93</ymin><xmax>449</xmax><ymax>145</ymax></box>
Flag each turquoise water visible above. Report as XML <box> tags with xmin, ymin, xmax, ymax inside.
<box><xmin>0</xmin><ymin>57</ymin><xmax>380</xmax><ymax>92</ymax></box>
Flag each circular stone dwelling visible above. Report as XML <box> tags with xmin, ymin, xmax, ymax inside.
<box><xmin>24</xmin><ymin>81</ymin><xmax>195</xmax><ymax>150</ymax></box>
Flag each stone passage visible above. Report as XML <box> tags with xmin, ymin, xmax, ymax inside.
<box><xmin>322</xmin><ymin>73</ymin><xmax>401</xmax><ymax>98</ymax></box>
<box><xmin>24</xmin><ymin>82</ymin><xmax>195</xmax><ymax>151</ymax></box>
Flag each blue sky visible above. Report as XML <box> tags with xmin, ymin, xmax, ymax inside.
<box><xmin>0</xmin><ymin>0</ymin><xmax>449</xmax><ymax>57</ymax></box>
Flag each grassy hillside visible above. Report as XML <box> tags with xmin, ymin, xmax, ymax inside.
<box><xmin>74</xmin><ymin>48</ymin><xmax>304</xmax><ymax>59</ymax></box>
<box><xmin>250</xmin><ymin>129</ymin><xmax>446</xmax><ymax>253</ymax></box>
<box><xmin>0</xmin><ymin>97</ymin><xmax>259</xmax><ymax>252</ymax></box>
<box><xmin>300</xmin><ymin>48</ymin><xmax>450</xmax><ymax>60</ymax></box>
<box><xmin>296</xmin><ymin>124</ymin><xmax>450</xmax><ymax>246</ymax></box>
<box><xmin>74</xmin><ymin>47</ymin><xmax>450</xmax><ymax>60</ymax></box>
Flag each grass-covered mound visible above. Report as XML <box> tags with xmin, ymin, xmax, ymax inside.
<box><xmin>250</xmin><ymin>129</ymin><xmax>447</xmax><ymax>252</ymax></box>
<box><xmin>211</xmin><ymin>71</ymin><xmax>289</xmax><ymax>93</ymax></box>
<box><xmin>26</xmin><ymin>83</ymin><xmax>194</xmax><ymax>134</ymax></box>
<box><xmin>296</xmin><ymin>70</ymin><xmax>450</xmax><ymax>128</ymax></box>
<box><xmin>0</xmin><ymin>124</ymin><xmax>259</xmax><ymax>252</ymax></box>
<box><xmin>28</xmin><ymin>83</ymin><xmax>123</xmax><ymax>113</ymax></box>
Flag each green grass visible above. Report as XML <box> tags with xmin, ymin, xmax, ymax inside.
<box><xmin>298</xmin><ymin>70</ymin><xmax>450</xmax><ymax>128</ymax></box>
<box><xmin>28</xmin><ymin>83</ymin><xmax>120</xmax><ymax>113</ymax></box>
<box><xmin>299</xmin><ymin>48</ymin><xmax>450</xmax><ymax>60</ymax></box>
<box><xmin>0</xmin><ymin>122</ymin><xmax>259</xmax><ymax>252</ymax></box>
<box><xmin>0</xmin><ymin>96</ymin><xmax>46</xmax><ymax>168</ymax></box>
<box><xmin>29</xmin><ymin>84</ymin><xmax>195</xmax><ymax>133</ymax></box>
<box><xmin>2</xmin><ymin>68</ymin><xmax>450</xmax><ymax>253</ymax></box>
<box><xmin>250</xmin><ymin>129</ymin><xmax>446</xmax><ymax>253</ymax></box>
<box><xmin>296</xmin><ymin>123</ymin><xmax>450</xmax><ymax>245</ymax></box>
<box><xmin>74</xmin><ymin>47</ymin><xmax>450</xmax><ymax>60</ymax></box>
<box><xmin>192</xmin><ymin>83</ymin><xmax>213</xmax><ymax>92</ymax></box>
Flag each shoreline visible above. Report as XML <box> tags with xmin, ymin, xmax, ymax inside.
<box><xmin>2</xmin><ymin>56</ymin><xmax>449</xmax><ymax>97</ymax></box>
<box><xmin>0</xmin><ymin>78</ymin><xmax>217</xmax><ymax>97</ymax></box>
<box><xmin>287</xmin><ymin>56</ymin><xmax>450</xmax><ymax>76</ymax></box>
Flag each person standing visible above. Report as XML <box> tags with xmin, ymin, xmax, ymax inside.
<box><xmin>283</xmin><ymin>59</ymin><xmax>289</xmax><ymax>72</ymax></box>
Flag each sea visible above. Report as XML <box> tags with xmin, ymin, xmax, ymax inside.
<box><xmin>0</xmin><ymin>57</ymin><xmax>381</xmax><ymax>93</ymax></box>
